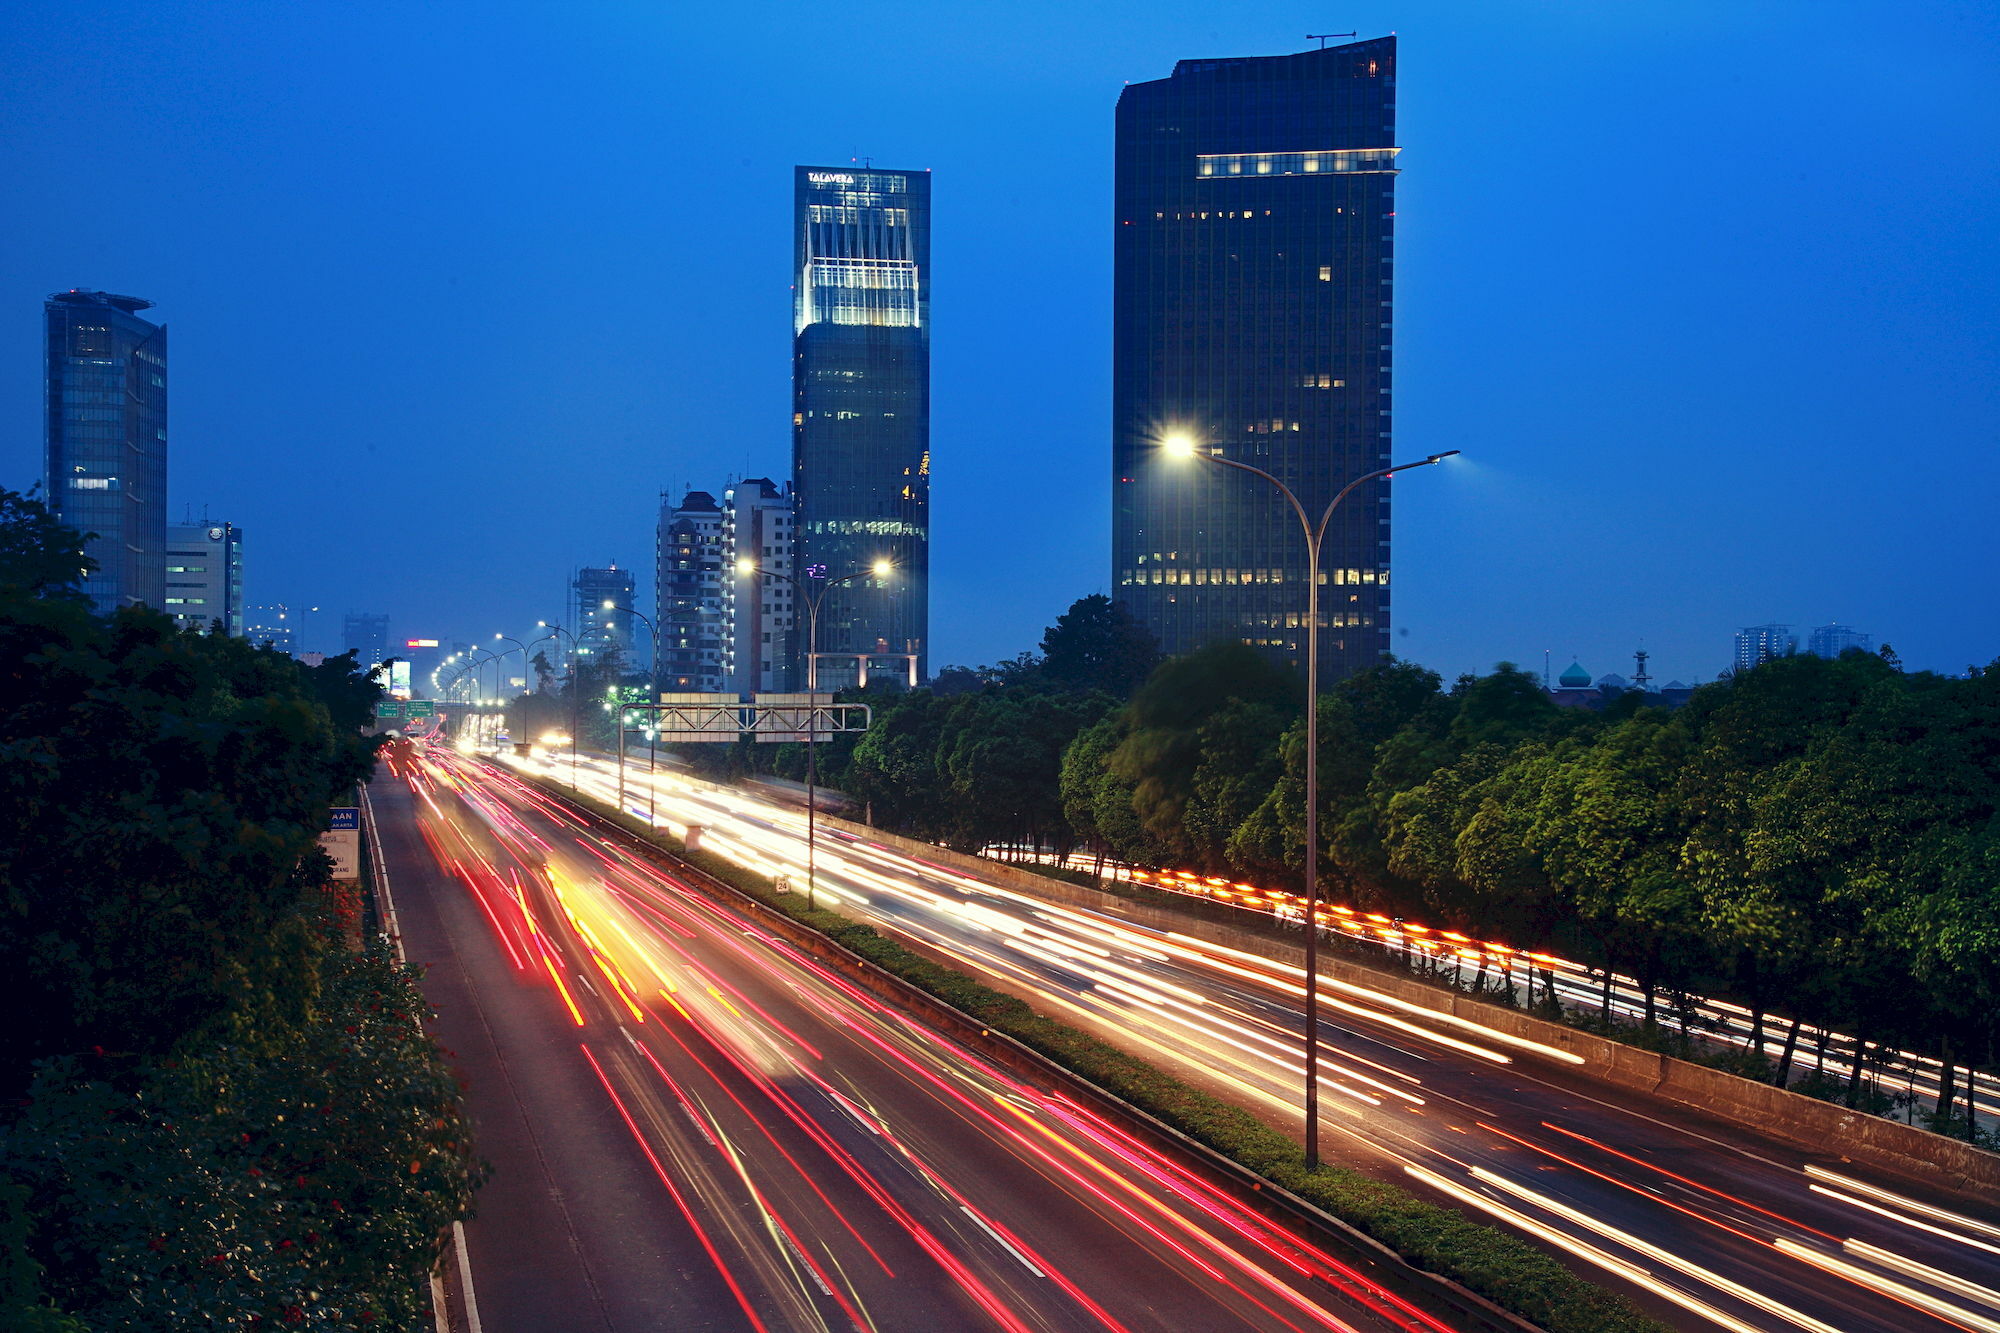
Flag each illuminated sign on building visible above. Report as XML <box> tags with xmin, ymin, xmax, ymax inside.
<box><xmin>807</xmin><ymin>171</ymin><xmax>855</xmax><ymax>185</ymax></box>
<box><xmin>405</xmin><ymin>638</ymin><xmax>440</xmax><ymax>648</ymax></box>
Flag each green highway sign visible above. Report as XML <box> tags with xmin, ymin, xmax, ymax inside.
<box><xmin>374</xmin><ymin>701</ymin><xmax>404</xmax><ymax>719</ymax></box>
<box><xmin>405</xmin><ymin>700</ymin><xmax>436</xmax><ymax>718</ymax></box>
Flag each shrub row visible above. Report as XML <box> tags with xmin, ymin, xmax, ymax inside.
<box><xmin>533</xmin><ymin>773</ymin><xmax>1669</xmax><ymax>1333</ymax></box>
<box><xmin>2</xmin><ymin>900</ymin><xmax>482</xmax><ymax>1330</ymax></box>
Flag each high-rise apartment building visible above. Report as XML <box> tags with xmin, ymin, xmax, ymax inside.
<box><xmin>792</xmin><ymin>165</ymin><xmax>930</xmax><ymax>686</ymax></box>
<box><xmin>657</xmin><ymin>490</ymin><xmax>726</xmax><ymax>692</ymax></box>
<box><xmin>1806</xmin><ymin>623</ymin><xmax>1873</xmax><ymax>659</ymax></box>
<box><xmin>44</xmin><ymin>290</ymin><xmax>169</xmax><ymax>614</ymax></box>
<box><xmin>721</xmin><ymin>477</ymin><xmax>795</xmax><ymax>694</ymax></box>
<box><xmin>1111</xmin><ymin>38</ymin><xmax>1399</xmax><ymax>682</ymax></box>
<box><xmin>343</xmin><ymin>612</ymin><xmax>391</xmax><ymax>674</ymax></box>
<box><xmin>1733</xmin><ymin>624</ymin><xmax>1796</xmax><ymax>675</ymax></box>
<box><xmin>164</xmin><ymin>521</ymin><xmax>243</xmax><ymax>635</ymax></box>
<box><xmin>572</xmin><ymin>565</ymin><xmax>637</xmax><ymax>670</ymax></box>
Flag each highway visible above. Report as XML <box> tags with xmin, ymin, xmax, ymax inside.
<box><xmin>373</xmin><ymin>749</ymin><xmax>1463</xmax><ymax>1333</ymax></box>
<box><xmin>526</xmin><ymin>746</ymin><xmax>2000</xmax><ymax>1333</ymax></box>
<box><xmin>1032</xmin><ymin>853</ymin><xmax>1999</xmax><ymax>1135</ymax></box>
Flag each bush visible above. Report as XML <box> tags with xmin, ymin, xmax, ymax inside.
<box><xmin>1</xmin><ymin>917</ymin><xmax>483</xmax><ymax>1330</ymax></box>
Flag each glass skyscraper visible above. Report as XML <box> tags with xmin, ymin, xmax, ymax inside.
<box><xmin>44</xmin><ymin>290</ymin><xmax>168</xmax><ymax>614</ymax></box>
<box><xmin>1112</xmin><ymin>38</ymin><xmax>1399</xmax><ymax>682</ymax></box>
<box><xmin>792</xmin><ymin>165</ymin><xmax>930</xmax><ymax>685</ymax></box>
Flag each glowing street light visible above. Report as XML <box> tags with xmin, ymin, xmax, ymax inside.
<box><xmin>737</xmin><ymin>555</ymin><xmax>896</xmax><ymax>909</ymax></box>
<box><xmin>1165</xmin><ymin>431</ymin><xmax>1459</xmax><ymax>1169</ymax></box>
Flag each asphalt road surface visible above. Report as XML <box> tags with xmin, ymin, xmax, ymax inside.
<box><xmin>372</xmin><ymin>753</ymin><xmax>1459</xmax><ymax>1333</ymax></box>
<box><xmin>518</xmin><ymin>747</ymin><xmax>2000</xmax><ymax>1333</ymax></box>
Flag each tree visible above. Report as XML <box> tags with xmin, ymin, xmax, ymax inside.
<box><xmin>1110</xmin><ymin>643</ymin><xmax>1297</xmax><ymax>863</ymax></box>
<box><xmin>0</xmin><ymin>594</ymin><xmax>381</xmax><ymax>1082</ymax></box>
<box><xmin>1040</xmin><ymin>595</ymin><xmax>1160</xmax><ymax>697</ymax></box>
<box><xmin>0</xmin><ymin>487</ymin><xmax>93</xmax><ymax>602</ymax></box>
<box><xmin>846</xmin><ymin>691</ymin><xmax>953</xmax><ymax>835</ymax></box>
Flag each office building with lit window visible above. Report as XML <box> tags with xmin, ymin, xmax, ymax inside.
<box><xmin>572</xmin><ymin>565</ymin><xmax>637</xmax><ymax>670</ymax></box>
<box><xmin>792</xmin><ymin>165</ymin><xmax>930</xmax><ymax>686</ymax></box>
<box><xmin>44</xmin><ymin>290</ymin><xmax>169</xmax><ymax>614</ymax></box>
<box><xmin>657</xmin><ymin>490</ymin><xmax>726</xmax><ymax>692</ymax></box>
<box><xmin>1111</xmin><ymin>38</ymin><xmax>1399</xmax><ymax>682</ymax></box>
<box><xmin>164</xmin><ymin>521</ymin><xmax>243</xmax><ymax>635</ymax></box>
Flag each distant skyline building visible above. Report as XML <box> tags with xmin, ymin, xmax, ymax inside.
<box><xmin>1806</xmin><ymin>622</ymin><xmax>1873</xmax><ymax>659</ymax></box>
<box><xmin>572</xmin><ymin>565</ymin><xmax>637</xmax><ymax>669</ymax></box>
<box><xmin>1111</xmin><ymin>38</ymin><xmax>1400</xmax><ymax>683</ymax></box>
<box><xmin>721</xmin><ymin>477</ymin><xmax>795</xmax><ymax>695</ymax></box>
<box><xmin>1733</xmin><ymin>623</ymin><xmax>1796</xmax><ymax>674</ymax></box>
<box><xmin>792</xmin><ymin>164</ymin><xmax>930</xmax><ymax>686</ymax></box>
<box><xmin>657</xmin><ymin>490</ymin><xmax>726</xmax><ymax>692</ymax></box>
<box><xmin>43</xmin><ymin>290</ymin><xmax>169</xmax><ymax>614</ymax></box>
<box><xmin>164</xmin><ymin>521</ymin><xmax>243</xmax><ymax>635</ymax></box>
<box><xmin>247</xmin><ymin>603</ymin><xmax>296</xmax><ymax>654</ymax></box>
<box><xmin>343</xmin><ymin>612</ymin><xmax>390</xmax><ymax>673</ymax></box>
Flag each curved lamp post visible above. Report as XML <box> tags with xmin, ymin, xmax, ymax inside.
<box><xmin>607</xmin><ymin>602</ymin><xmax>663</xmax><ymax>821</ymax></box>
<box><xmin>536</xmin><ymin>621</ymin><xmax>582</xmax><ymax>783</ymax></box>
<box><xmin>736</xmin><ymin>556</ymin><xmax>893</xmax><ymax>910</ymax></box>
<box><xmin>1165</xmin><ymin>432</ymin><xmax>1459</xmax><ymax>1169</ymax></box>
<box><xmin>491</xmin><ymin>634</ymin><xmax>529</xmax><ymax>746</ymax></box>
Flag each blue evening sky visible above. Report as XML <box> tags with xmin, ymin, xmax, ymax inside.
<box><xmin>3</xmin><ymin>1</ymin><xmax>1996</xmax><ymax>684</ymax></box>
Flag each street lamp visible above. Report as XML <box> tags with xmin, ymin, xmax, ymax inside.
<box><xmin>603</xmin><ymin>602</ymin><xmax>664</xmax><ymax>823</ymax></box>
<box><xmin>491</xmin><ymin>634</ymin><xmax>529</xmax><ymax>743</ymax></box>
<box><xmin>1165</xmin><ymin>432</ymin><xmax>1459</xmax><ymax>1169</ymax></box>
<box><xmin>536</xmin><ymin>621</ymin><xmax>581</xmax><ymax>782</ymax></box>
<box><xmin>463</xmin><ymin>649</ymin><xmax>503</xmax><ymax>722</ymax></box>
<box><xmin>736</xmin><ymin>555</ymin><xmax>894</xmax><ymax>910</ymax></box>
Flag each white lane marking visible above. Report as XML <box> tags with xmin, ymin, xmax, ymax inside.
<box><xmin>959</xmin><ymin>1206</ymin><xmax>1045</xmax><ymax>1277</ymax></box>
<box><xmin>455</xmin><ymin>1220</ymin><xmax>483</xmax><ymax>1333</ymax></box>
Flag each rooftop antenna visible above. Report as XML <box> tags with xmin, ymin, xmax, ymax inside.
<box><xmin>1307</xmin><ymin>31</ymin><xmax>1357</xmax><ymax>48</ymax></box>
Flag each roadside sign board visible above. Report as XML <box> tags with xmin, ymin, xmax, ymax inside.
<box><xmin>374</xmin><ymin>701</ymin><xmax>404</xmax><ymax>719</ymax></box>
<box><xmin>651</xmin><ymin>692</ymin><xmax>746</xmax><ymax>743</ymax></box>
<box><xmin>320</xmin><ymin>807</ymin><xmax>361</xmax><ymax>878</ymax></box>
<box><xmin>405</xmin><ymin>700</ymin><xmax>436</xmax><ymax>718</ymax></box>
<box><xmin>751</xmin><ymin>692</ymin><xmax>831</xmax><ymax>743</ymax></box>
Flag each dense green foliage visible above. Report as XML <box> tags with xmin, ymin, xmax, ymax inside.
<box><xmin>0</xmin><ymin>492</ymin><xmax>481</xmax><ymax>1328</ymax></box>
<box><xmin>536</xmin><ymin>772</ymin><xmax>1668</xmax><ymax>1333</ymax></box>
<box><xmin>823</xmin><ymin>596</ymin><xmax>2000</xmax><ymax>1124</ymax></box>
<box><xmin>1139</xmin><ymin>653</ymin><xmax>1997</xmax><ymax>1121</ymax></box>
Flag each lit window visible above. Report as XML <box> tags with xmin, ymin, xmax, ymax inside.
<box><xmin>1318</xmin><ymin>266</ymin><xmax>1332</xmax><ymax>282</ymax></box>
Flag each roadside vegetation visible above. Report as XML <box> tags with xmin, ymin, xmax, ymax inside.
<box><xmin>677</xmin><ymin>591</ymin><xmax>2000</xmax><ymax>1136</ymax></box>
<box><xmin>0</xmin><ymin>488</ymin><xmax>481</xmax><ymax>1330</ymax></box>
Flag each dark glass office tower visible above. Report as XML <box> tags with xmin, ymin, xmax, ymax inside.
<box><xmin>44</xmin><ymin>290</ymin><xmax>168</xmax><ymax>613</ymax></box>
<box><xmin>1112</xmin><ymin>38</ymin><xmax>1398</xmax><ymax>683</ymax></box>
<box><xmin>792</xmin><ymin>165</ymin><xmax>930</xmax><ymax>685</ymax></box>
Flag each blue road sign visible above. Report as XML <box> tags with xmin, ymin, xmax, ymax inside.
<box><xmin>328</xmin><ymin>807</ymin><xmax>360</xmax><ymax>831</ymax></box>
